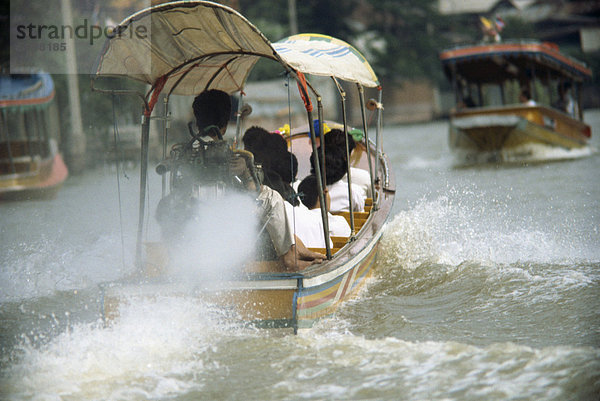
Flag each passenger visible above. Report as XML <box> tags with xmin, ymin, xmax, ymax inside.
<box><xmin>310</xmin><ymin>146</ymin><xmax>365</xmax><ymax>213</ymax></box>
<box><xmin>160</xmin><ymin>90</ymin><xmax>322</xmax><ymax>271</ymax></box>
<box><xmin>242</xmin><ymin>126</ymin><xmax>299</xmax><ymax>206</ymax></box>
<box><xmin>323</xmin><ymin>128</ymin><xmax>372</xmax><ymax>199</ymax></box>
<box><xmin>295</xmin><ymin>175</ymin><xmax>351</xmax><ymax>248</ymax></box>
<box><xmin>519</xmin><ymin>89</ymin><xmax>536</xmax><ymax>106</ymax></box>
<box><xmin>554</xmin><ymin>82</ymin><xmax>576</xmax><ymax>117</ymax></box>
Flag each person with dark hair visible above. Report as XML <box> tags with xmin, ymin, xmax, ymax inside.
<box><xmin>322</xmin><ymin>128</ymin><xmax>372</xmax><ymax>199</ymax></box>
<box><xmin>192</xmin><ymin>89</ymin><xmax>232</xmax><ymax>138</ymax></box>
<box><xmin>310</xmin><ymin>146</ymin><xmax>365</xmax><ymax>213</ymax></box>
<box><xmin>159</xmin><ymin>90</ymin><xmax>322</xmax><ymax>271</ymax></box>
<box><xmin>519</xmin><ymin>89</ymin><xmax>536</xmax><ymax>106</ymax></box>
<box><xmin>554</xmin><ymin>82</ymin><xmax>576</xmax><ymax>117</ymax></box>
<box><xmin>323</xmin><ymin>128</ymin><xmax>356</xmax><ymax>154</ymax></box>
<box><xmin>243</xmin><ymin>126</ymin><xmax>299</xmax><ymax>206</ymax></box>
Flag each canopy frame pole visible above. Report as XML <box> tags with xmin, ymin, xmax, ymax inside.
<box><xmin>161</xmin><ymin>95</ymin><xmax>170</xmax><ymax>198</ymax></box>
<box><xmin>235</xmin><ymin>91</ymin><xmax>245</xmax><ymax>149</ymax></box>
<box><xmin>316</xmin><ymin>97</ymin><xmax>332</xmax><ymax>245</ymax></box>
<box><xmin>375</xmin><ymin>88</ymin><xmax>383</xmax><ymax>190</ymax></box>
<box><xmin>307</xmin><ymin>108</ymin><xmax>331</xmax><ymax>260</ymax></box>
<box><xmin>297</xmin><ymin>78</ymin><xmax>332</xmax><ymax>260</ymax></box>
<box><xmin>91</xmin><ymin>78</ymin><xmax>151</xmax><ymax>270</ymax></box>
<box><xmin>357</xmin><ymin>84</ymin><xmax>376</xmax><ymax>209</ymax></box>
<box><xmin>316</xmin><ymin>98</ymin><xmax>326</xmax><ymax>195</ymax></box>
<box><xmin>332</xmin><ymin>77</ymin><xmax>355</xmax><ymax>236</ymax></box>
<box><xmin>135</xmin><ymin>113</ymin><xmax>151</xmax><ymax>270</ymax></box>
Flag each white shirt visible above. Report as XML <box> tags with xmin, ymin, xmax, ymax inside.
<box><xmin>284</xmin><ymin>202</ymin><xmax>351</xmax><ymax>248</ymax></box>
<box><xmin>328</xmin><ymin>179</ymin><xmax>365</xmax><ymax>213</ymax></box>
<box><xmin>343</xmin><ymin>167</ymin><xmax>372</xmax><ymax>199</ymax></box>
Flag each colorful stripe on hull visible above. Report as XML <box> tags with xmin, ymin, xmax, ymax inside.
<box><xmin>296</xmin><ymin>245</ymin><xmax>377</xmax><ymax>328</ymax></box>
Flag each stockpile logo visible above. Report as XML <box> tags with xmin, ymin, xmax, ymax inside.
<box><xmin>10</xmin><ymin>0</ymin><xmax>151</xmax><ymax>74</ymax></box>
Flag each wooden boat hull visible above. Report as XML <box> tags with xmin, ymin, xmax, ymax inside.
<box><xmin>102</xmin><ymin>228</ymin><xmax>382</xmax><ymax>331</ymax></box>
<box><xmin>449</xmin><ymin>105</ymin><xmax>591</xmax><ymax>163</ymax></box>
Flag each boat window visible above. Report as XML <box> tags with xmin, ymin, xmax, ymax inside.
<box><xmin>47</xmin><ymin>102</ymin><xmax>61</xmax><ymax>142</ymax></box>
<box><xmin>24</xmin><ymin>110</ymin><xmax>40</xmax><ymax>144</ymax></box>
<box><xmin>503</xmin><ymin>79</ymin><xmax>521</xmax><ymax>105</ymax></box>
<box><xmin>2</xmin><ymin>109</ymin><xmax>27</xmax><ymax>141</ymax></box>
<box><xmin>480</xmin><ymin>84</ymin><xmax>503</xmax><ymax>107</ymax></box>
<box><xmin>36</xmin><ymin>109</ymin><xmax>51</xmax><ymax>157</ymax></box>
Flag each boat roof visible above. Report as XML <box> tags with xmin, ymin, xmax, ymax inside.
<box><xmin>94</xmin><ymin>1</ymin><xmax>285</xmax><ymax>97</ymax></box>
<box><xmin>0</xmin><ymin>72</ymin><xmax>55</xmax><ymax>109</ymax></box>
<box><xmin>273</xmin><ymin>34</ymin><xmax>380</xmax><ymax>88</ymax></box>
<box><xmin>93</xmin><ymin>1</ymin><xmax>380</xmax><ymax>102</ymax></box>
<box><xmin>440</xmin><ymin>41</ymin><xmax>592</xmax><ymax>83</ymax></box>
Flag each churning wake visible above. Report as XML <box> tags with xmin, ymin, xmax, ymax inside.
<box><xmin>379</xmin><ymin>192</ymin><xmax>599</xmax><ymax>270</ymax></box>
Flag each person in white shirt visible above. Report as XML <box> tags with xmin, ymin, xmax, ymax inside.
<box><xmin>310</xmin><ymin>145</ymin><xmax>365</xmax><ymax>213</ymax></box>
<box><xmin>323</xmin><ymin>128</ymin><xmax>372</xmax><ymax>199</ymax></box>
<box><xmin>285</xmin><ymin>175</ymin><xmax>351</xmax><ymax>249</ymax></box>
<box><xmin>519</xmin><ymin>89</ymin><xmax>536</xmax><ymax>106</ymax></box>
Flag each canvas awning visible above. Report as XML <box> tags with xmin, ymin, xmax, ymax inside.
<box><xmin>94</xmin><ymin>1</ymin><xmax>287</xmax><ymax>97</ymax></box>
<box><xmin>273</xmin><ymin>34</ymin><xmax>380</xmax><ymax>88</ymax></box>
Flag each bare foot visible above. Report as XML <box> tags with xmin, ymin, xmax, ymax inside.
<box><xmin>294</xmin><ymin>237</ymin><xmax>326</xmax><ymax>261</ymax></box>
<box><xmin>281</xmin><ymin>244</ymin><xmax>324</xmax><ymax>271</ymax></box>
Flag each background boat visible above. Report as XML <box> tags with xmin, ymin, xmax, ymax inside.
<box><xmin>0</xmin><ymin>72</ymin><xmax>68</xmax><ymax>200</ymax></box>
<box><xmin>440</xmin><ymin>40</ymin><xmax>593</xmax><ymax>164</ymax></box>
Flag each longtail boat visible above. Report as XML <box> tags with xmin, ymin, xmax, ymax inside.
<box><xmin>0</xmin><ymin>72</ymin><xmax>68</xmax><ymax>200</ymax></box>
<box><xmin>93</xmin><ymin>1</ymin><xmax>395</xmax><ymax>333</ymax></box>
<box><xmin>440</xmin><ymin>40</ymin><xmax>593</xmax><ymax>164</ymax></box>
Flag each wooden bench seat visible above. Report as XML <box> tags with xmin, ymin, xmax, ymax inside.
<box><xmin>308</xmin><ymin>247</ymin><xmax>342</xmax><ymax>256</ymax></box>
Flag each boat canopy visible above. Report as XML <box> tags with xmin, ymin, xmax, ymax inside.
<box><xmin>0</xmin><ymin>72</ymin><xmax>55</xmax><ymax>110</ymax></box>
<box><xmin>93</xmin><ymin>2</ymin><xmax>381</xmax><ymax>106</ymax></box>
<box><xmin>273</xmin><ymin>34</ymin><xmax>380</xmax><ymax>88</ymax></box>
<box><xmin>440</xmin><ymin>41</ymin><xmax>592</xmax><ymax>84</ymax></box>
<box><xmin>94</xmin><ymin>1</ymin><xmax>288</xmax><ymax>98</ymax></box>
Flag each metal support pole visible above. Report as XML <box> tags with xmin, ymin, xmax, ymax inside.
<box><xmin>161</xmin><ymin>95</ymin><xmax>170</xmax><ymax>198</ymax></box>
<box><xmin>332</xmin><ymin>77</ymin><xmax>355</xmax><ymax>235</ymax></box>
<box><xmin>235</xmin><ymin>92</ymin><xmax>244</xmax><ymax>148</ymax></box>
<box><xmin>316</xmin><ymin>98</ymin><xmax>327</xmax><ymax>190</ymax></box>
<box><xmin>307</xmin><ymin>109</ymin><xmax>331</xmax><ymax>260</ymax></box>
<box><xmin>135</xmin><ymin>113</ymin><xmax>151</xmax><ymax>270</ymax></box>
<box><xmin>357</xmin><ymin>84</ymin><xmax>376</xmax><ymax>209</ymax></box>
<box><xmin>375</xmin><ymin>89</ymin><xmax>383</xmax><ymax>189</ymax></box>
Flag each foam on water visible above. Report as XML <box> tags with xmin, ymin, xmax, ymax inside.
<box><xmin>1</xmin><ymin>296</ymin><xmax>252</xmax><ymax>401</ymax></box>
<box><xmin>3</xmin><ymin>292</ymin><xmax>597</xmax><ymax>401</ymax></box>
<box><xmin>0</xmin><ymin>233</ymin><xmax>134</xmax><ymax>304</ymax></box>
<box><xmin>452</xmin><ymin>143</ymin><xmax>597</xmax><ymax>166</ymax></box>
<box><xmin>278</xmin><ymin>329</ymin><xmax>600</xmax><ymax>400</ymax></box>
<box><xmin>379</xmin><ymin>191</ymin><xmax>599</xmax><ymax>270</ymax></box>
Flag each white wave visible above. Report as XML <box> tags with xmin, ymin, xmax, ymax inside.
<box><xmin>1</xmin><ymin>296</ymin><xmax>251</xmax><ymax>401</ymax></box>
<box><xmin>280</xmin><ymin>333</ymin><xmax>600</xmax><ymax>400</ymax></box>
<box><xmin>379</xmin><ymin>193</ymin><xmax>599</xmax><ymax>270</ymax></box>
<box><xmin>453</xmin><ymin>143</ymin><xmax>596</xmax><ymax>166</ymax></box>
<box><xmin>0</xmin><ymin>233</ymin><xmax>134</xmax><ymax>303</ymax></box>
<box><xmin>404</xmin><ymin>155</ymin><xmax>449</xmax><ymax>170</ymax></box>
